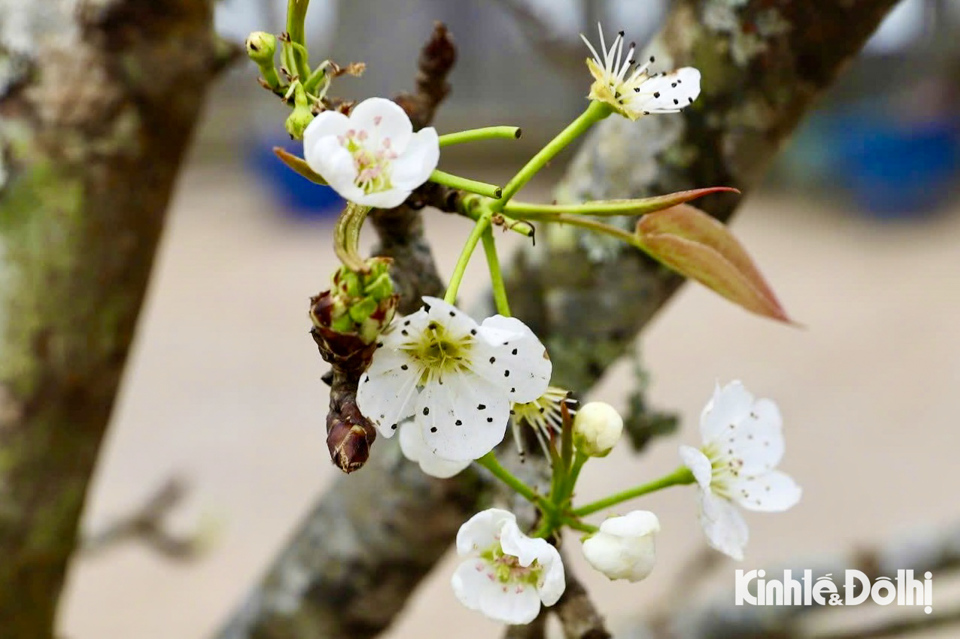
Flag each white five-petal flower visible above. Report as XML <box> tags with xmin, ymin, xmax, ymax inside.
<box><xmin>356</xmin><ymin>297</ymin><xmax>552</xmax><ymax>462</ymax></box>
<box><xmin>452</xmin><ymin>509</ymin><xmax>565</xmax><ymax>625</ymax></box>
<box><xmin>679</xmin><ymin>381</ymin><xmax>802</xmax><ymax>561</ymax></box>
<box><xmin>303</xmin><ymin>97</ymin><xmax>440</xmax><ymax>208</ymax></box>
<box><xmin>581</xmin><ymin>510</ymin><xmax>660</xmax><ymax>582</ymax></box>
<box><xmin>581</xmin><ymin>23</ymin><xmax>701</xmax><ymax>121</ymax></box>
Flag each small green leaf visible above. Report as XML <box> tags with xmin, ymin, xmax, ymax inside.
<box><xmin>635</xmin><ymin>204</ymin><xmax>791</xmax><ymax>323</ymax></box>
<box><xmin>273</xmin><ymin>147</ymin><xmax>328</xmax><ymax>185</ymax></box>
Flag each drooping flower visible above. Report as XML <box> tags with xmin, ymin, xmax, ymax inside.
<box><xmin>509</xmin><ymin>386</ymin><xmax>576</xmax><ymax>460</ymax></box>
<box><xmin>572</xmin><ymin>401</ymin><xmax>623</xmax><ymax>458</ymax></box>
<box><xmin>356</xmin><ymin>297</ymin><xmax>552</xmax><ymax>462</ymax></box>
<box><xmin>452</xmin><ymin>509</ymin><xmax>565</xmax><ymax>624</ymax></box>
<box><xmin>303</xmin><ymin>97</ymin><xmax>439</xmax><ymax>208</ymax></box>
<box><xmin>679</xmin><ymin>381</ymin><xmax>802</xmax><ymax>561</ymax></box>
<box><xmin>580</xmin><ymin>23</ymin><xmax>701</xmax><ymax>121</ymax></box>
<box><xmin>581</xmin><ymin>510</ymin><xmax>659</xmax><ymax>582</ymax></box>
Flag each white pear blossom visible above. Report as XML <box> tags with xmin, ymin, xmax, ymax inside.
<box><xmin>572</xmin><ymin>401</ymin><xmax>623</xmax><ymax>457</ymax></box>
<box><xmin>679</xmin><ymin>381</ymin><xmax>802</xmax><ymax>561</ymax></box>
<box><xmin>582</xmin><ymin>510</ymin><xmax>659</xmax><ymax>582</ymax></box>
<box><xmin>509</xmin><ymin>386</ymin><xmax>575</xmax><ymax>459</ymax></box>
<box><xmin>452</xmin><ymin>508</ymin><xmax>565</xmax><ymax>624</ymax></box>
<box><xmin>581</xmin><ymin>23</ymin><xmax>701</xmax><ymax>121</ymax></box>
<box><xmin>356</xmin><ymin>297</ymin><xmax>552</xmax><ymax>462</ymax></box>
<box><xmin>303</xmin><ymin>97</ymin><xmax>439</xmax><ymax>208</ymax></box>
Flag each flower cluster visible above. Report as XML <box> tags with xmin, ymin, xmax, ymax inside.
<box><xmin>258</xmin><ymin>7</ymin><xmax>805</xmax><ymax>627</ymax></box>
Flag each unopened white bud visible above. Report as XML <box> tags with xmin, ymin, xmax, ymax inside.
<box><xmin>572</xmin><ymin>401</ymin><xmax>623</xmax><ymax>457</ymax></box>
<box><xmin>582</xmin><ymin>510</ymin><xmax>659</xmax><ymax>582</ymax></box>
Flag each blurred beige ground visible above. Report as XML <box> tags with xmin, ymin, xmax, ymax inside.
<box><xmin>58</xmin><ymin>150</ymin><xmax>960</xmax><ymax>638</ymax></box>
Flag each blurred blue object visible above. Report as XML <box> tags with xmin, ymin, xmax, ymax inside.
<box><xmin>832</xmin><ymin>113</ymin><xmax>960</xmax><ymax>219</ymax></box>
<box><xmin>248</xmin><ymin>136</ymin><xmax>344</xmax><ymax>218</ymax></box>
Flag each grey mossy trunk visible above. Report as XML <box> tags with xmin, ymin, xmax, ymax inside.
<box><xmin>0</xmin><ymin>1</ymin><xmax>223</xmax><ymax>636</ymax></box>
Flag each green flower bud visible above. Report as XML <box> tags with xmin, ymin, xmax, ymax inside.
<box><xmin>284</xmin><ymin>83</ymin><xmax>314</xmax><ymax>140</ymax></box>
<box><xmin>245</xmin><ymin>31</ymin><xmax>277</xmax><ymax>64</ymax></box>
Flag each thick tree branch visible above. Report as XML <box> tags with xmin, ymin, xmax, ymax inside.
<box><xmin>0</xmin><ymin>0</ymin><xmax>223</xmax><ymax>636</ymax></box>
<box><xmin>214</xmin><ymin>2</ymin><xmax>901</xmax><ymax>637</ymax></box>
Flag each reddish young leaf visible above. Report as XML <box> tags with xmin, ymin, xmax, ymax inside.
<box><xmin>635</xmin><ymin>204</ymin><xmax>791</xmax><ymax>323</ymax></box>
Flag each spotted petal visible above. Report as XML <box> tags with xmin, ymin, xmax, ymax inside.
<box><xmin>628</xmin><ymin>67</ymin><xmax>701</xmax><ymax>114</ymax></box>
<box><xmin>417</xmin><ymin>370</ymin><xmax>510</xmax><ymax>461</ymax></box>
<box><xmin>356</xmin><ymin>348</ymin><xmax>420</xmax><ymax>438</ymax></box>
<box><xmin>472</xmin><ymin>316</ymin><xmax>552</xmax><ymax>404</ymax></box>
<box><xmin>700</xmin><ymin>381</ymin><xmax>755</xmax><ymax>443</ymax></box>
<box><xmin>732</xmin><ymin>470</ymin><xmax>801</xmax><ymax>513</ymax></box>
<box><xmin>399</xmin><ymin>422</ymin><xmax>471</xmax><ymax>478</ymax></box>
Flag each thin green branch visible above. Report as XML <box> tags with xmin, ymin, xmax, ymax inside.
<box><xmin>430</xmin><ymin>170</ymin><xmax>502</xmax><ymax>199</ymax></box>
<box><xmin>439</xmin><ymin>126</ymin><xmax>522</xmax><ymax>147</ymax></box>
<box><xmin>573</xmin><ymin>466</ymin><xmax>695</xmax><ymax>517</ymax></box>
<box><xmin>494</xmin><ymin>101</ymin><xmax>610</xmax><ymax>209</ymax></box>
<box><xmin>482</xmin><ymin>228</ymin><xmax>511</xmax><ymax>316</ymax></box>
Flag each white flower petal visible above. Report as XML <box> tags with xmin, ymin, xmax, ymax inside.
<box><xmin>732</xmin><ymin>470</ymin><xmax>802</xmax><ymax>513</ymax></box>
<box><xmin>417</xmin><ymin>371</ymin><xmax>510</xmax><ymax>461</ymax></box>
<box><xmin>391</xmin><ymin>127</ymin><xmax>440</xmax><ymax>190</ymax></box>
<box><xmin>356</xmin><ymin>350</ymin><xmax>420</xmax><ymax>437</ymax></box>
<box><xmin>700</xmin><ymin>380</ymin><xmax>754</xmax><ymax>443</ymax></box>
<box><xmin>349</xmin><ymin>187</ymin><xmax>413</xmax><ymax>209</ymax></box>
<box><xmin>306</xmin><ymin>135</ymin><xmax>360</xmax><ymax>197</ymax></box>
<box><xmin>583</xmin><ymin>510</ymin><xmax>660</xmax><ymax>582</ymax></box>
<box><xmin>597</xmin><ymin>510</ymin><xmax>660</xmax><ymax>537</ymax></box>
<box><xmin>456</xmin><ymin>508</ymin><xmax>516</xmax><ymax>555</ymax></box>
<box><xmin>629</xmin><ymin>67</ymin><xmax>701</xmax><ymax>114</ymax></box>
<box><xmin>420</xmin><ymin>296</ymin><xmax>478</xmax><ymax>341</ymax></box>
<box><xmin>398</xmin><ymin>422</ymin><xmax>471</xmax><ymax>478</ymax></box>
<box><xmin>479</xmin><ymin>579</ymin><xmax>543</xmax><ymax>625</ymax></box>
<box><xmin>722</xmin><ymin>399</ymin><xmax>785</xmax><ymax>475</ymax></box>
<box><xmin>348</xmin><ymin>97</ymin><xmax>413</xmax><ymax>152</ymax></box>
<box><xmin>303</xmin><ymin>109</ymin><xmax>350</xmax><ymax>162</ymax></box>
<box><xmin>500</xmin><ymin>520</ymin><xmax>546</xmax><ymax>568</ymax></box>
<box><xmin>452</xmin><ymin>557</ymin><xmax>492</xmax><ymax>612</ymax></box>
<box><xmin>537</xmin><ymin>553</ymin><xmax>565</xmax><ymax>607</ymax></box>
<box><xmin>380</xmin><ymin>308</ymin><xmax>430</xmax><ymax>350</ymax></box>
<box><xmin>699</xmin><ymin>490</ymin><xmax>749</xmax><ymax>561</ymax></box>
<box><xmin>679</xmin><ymin>445</ymin><xmax>712</xmax><ymax>489</ymax></box>
<box><xmin>473</xmin><ymin>316</ymin><xmax>551</xmax><ymax>404</ymax></box>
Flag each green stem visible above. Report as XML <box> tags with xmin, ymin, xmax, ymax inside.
<box><xmin>481</xmin><ymin>228</ymin><xmax>511</xmax><ymax>317</ymax></box>
<box><xmin>476</xmin><ymin>452</ymin><xmax>545</xmax><ymax>509</ymax></box>
<box><xmin>285</xmin><ymin>0</ymin><xmax>311</xmax><ymax>81</ymax></box>
<box><xmin>444</xmin><ymin>214</ymin><xmax>492</xmax><ymax>305</ymax></box>
<box><xmin>494</xmin><ymin>101</ymin><xmax>610</xmax><ymax>209</ymax></box>
<box><xmin>573</xmin><ymin>466</ymin><xmax>696</xmax><ymax>517</ymax></box>
<box><xmin>438</xmin><ymin>126</ymin><xmax>522</xmax><ymax>147</ymax></box>
<box><xmin>562</xmin><ymin>452</ymin><xmax>588</xmax><ymax>505</ymax></box>
<box><xmin>457</xmin><ymin>197</ymin><xmax>534</xmax><ymax>238</ymax></box>
<box><xmin>430</xmin><ymin>170</ymin><xmax>502</xmax><ymax>200</ymax></box>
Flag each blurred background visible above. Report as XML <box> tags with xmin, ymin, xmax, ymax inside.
<box><xmin>60</xmin><ymin>0</ymin><xmax>960</xmax><ymax>637</ymax></box>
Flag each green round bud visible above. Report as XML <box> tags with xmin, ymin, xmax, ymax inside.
<box><xmin>245</xmin><ymin>32</ymin><xmax>277</xmax><ymax>64</ymax></box>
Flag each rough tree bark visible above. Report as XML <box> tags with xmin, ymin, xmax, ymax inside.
<box><xmin>0</xmin><ymin>1</ymin><xmax>228</xmax><ymax>636</ymax></box>
<box><xmin>215</xmin><ymin>1</ymin><xmax>901</xmax><ymax>638</ymax></box>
